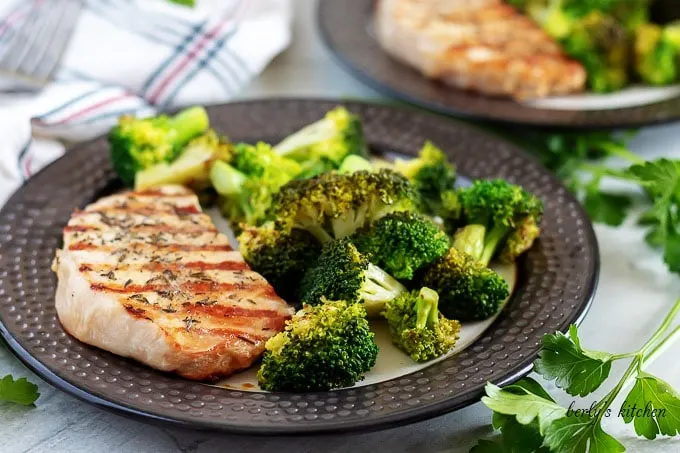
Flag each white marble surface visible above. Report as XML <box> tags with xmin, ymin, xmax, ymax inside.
<box><xmin>3</xmin><ymin>1</ymin><xmax>680</xmax><ymax>452</ymax></box>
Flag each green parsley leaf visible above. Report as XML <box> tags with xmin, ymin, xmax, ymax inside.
<box><xmin>491</xmin><ymin>412</ymin><xmax>551</xmax><ymax>453</ymax></box>
<box><xmin>583</xmin><ymin>192</ymin><xmax>631</xmax><ymax>226</ymax></box>
<box><xmin>621</xmin><ymin>372</ymin><xmax>680</xmax><ymax>439</ymax></box>
<box><xmin>628</xmin><ymin>159</ymin><xmax>680</xmax><ymax>273</ymax></box>
<box><xmin>481</xmin><ymin>379</ymin><xmax>566</xmax><ymax>435</ymax></box>
<box><xmin>470</xmin><ymin>439</ymin><xmax>506</xmax><ymax>453</ymax></box>
<box><xmin>167</xmin><ymin>0</ymin><xmax>195</xmax><ymax>6</ymax></box>
<box><xmin>0</xmin><ymin>374</ymin><xmax>39</xmax><ymax>405</ymax></box>
<box><xmin>543</xmin><ymin>415</ymin><xmax>625</xmax><ymax>453</ymax></box>
<box><xmin>534</xmin><ymin>325</ymin><xmax>613</xmax><ymax>397</ymax></box>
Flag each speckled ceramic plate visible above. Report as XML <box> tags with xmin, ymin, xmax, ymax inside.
<box><xmin>0</xmin><ymin>99</ymin><xmax>598</xmax><ymax>435</ymax></box>
<box><xmin>317</xmin><ymin>0</ymin><xmax>680</xmax><ymax>129</ymax></box>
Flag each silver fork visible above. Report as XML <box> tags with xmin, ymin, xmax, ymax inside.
<box><xmin>0</xmin><ymin>0</ymin><xmax>83</xmax><ymax>91</ymax></box>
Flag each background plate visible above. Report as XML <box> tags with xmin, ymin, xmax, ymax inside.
<box><xmin>317</xmin><ymin>0</ymin><xmax>680</xmax><ymax>129</ymax></box>
<box><xmin>0</xmin><ymin>99</ymin><xmax>598</xmax><ymax>434</ymax></box>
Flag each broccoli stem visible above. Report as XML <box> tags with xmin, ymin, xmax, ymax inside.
<box><xmin>331</xmin><ymin>206</ymin><xmax>368</xmax><ymax>240</ymax></box>
<box><xmin>361</xmin><ymin>264</ymin><xmax>407</xmax><ymax>316</ymax></box>
<box><xmin>167</xmin><ymin>106</ymin><xmax>210</xmax><ymax>146</ymax></box>
<box><xmin>210</xmin><ymin>160</ymin><xmax>247</xmax><ymax>195</ymax></box>
<box><xmin>415</xmin><ymin>287</ymin><xmax>440</xmax><ymax>330</ymax></box>
<box><xmin>480</xmin><ymin>225</ymin><xmax>511</xmax><ymax>267</ymax></box>
<box><xmin>452</xmin><ymin>225</ymin><xmax>486</xmax><ymax>261</ymax></box>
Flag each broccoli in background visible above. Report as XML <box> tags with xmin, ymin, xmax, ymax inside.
<box><xmin>338</xmin><ymin>154</ymin><xmax>374</xmax><ymax>174</ymax></box>
<box><xmin>134</xmin><ymin>129</ymin><xmax>232</xmax><ymax>191</ymax></box>
<box><xmin>509</xmin><ymin>1</ymin><xmax>637</xmax><ymax>93</ymax></box>
<box><xmin>562</xmin><ymin>11</ymin><xmax>631</xmax><ymax>93</ymax></box>
<box><xmin>384</xmin><ymin>287</ymin><xmax>461</xmax><ymax>362</ymax></box>
<box><xmin>257</xmin><ymin>300</ymin><xmax>378</xmax><ymax>392</ymax></box>
<box><xmin>299</xmin><ymin>238</ymin><xmax>406</xmax><ymax>317</ymax></box>
<box><xmin>452</xmin><ymin>179</ymin><xmax>544</xmax><ymax>266</ymax></box>
<box><xmin>418</xmin><ymin>247</ymin><xmax>510</xmax><ymax>322</ymax></box>
<box><xmin>393</xmin><ymin>141</ymin><xmax>460</xmax><ymax>221</ymax></box>
<box><xmin>238</xmin><ymin>222</ymin><xmax>321</xmax><ymax>302</ymax></box>
<box><xmin>109</xmin><ymin>106</ymin><xmax>209</xmax><ymax>186</ymax></box>
<box><xmin>273</xmin><ymin>107</ymin><xmax>369</xmax><ymax>178</ymax></box>
<box><xmin>270</xmin><ymin>169</ymin><xmax>417</xmax><ymax>244</ymax></box>
<box><xmin>634</xmin><ymin>22</ymin><xmax>680</xmax><ymax>86</ymax></box>
<box><xmin>352</xmin><ymin>211</ymin><xmax>450</xmax><ymax>280</ymax></box>
<box><xmin>210</xmin><ymin>142</ymin><xmax>302</xmax><ymax>228</ymax></box>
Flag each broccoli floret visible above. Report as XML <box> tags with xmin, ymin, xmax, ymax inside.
<box><xmin>418</xmin><ymin>248</ymin><xmax>510</xmax><ymax>322</ymax></box>
<box><xmin>383</xmin><ymin>287</ymin><xmax>461</xmax><ymax>362</ymax></box>
<box><xmin>109</xmin><ymin>106</ymin><xmax>209</xmax><ymax>186</ymax></box>
<box><xmin>454</xmin><ymin>179</ymin><xmax>543</xmax><ymax>266</ymax></box>
<box><xmin>352</xmin><ymin>211</ymin><xmax>449</xmax><ymax>280</ymax></box>
<box><xmin>394</xmin><ymin>141</ymin><xmax>459</xmax><ymax>219</ymax></box>
<box><xmin>274</xmin><ymin>107</ymin><xmax>369</xmax><ymax>177</ymax></box>
<box><xmin>210</xmin><ymin>142</ymin><xmax>302</xmax><ymax>227</ymax></box>
<box><xmin>134</xmin><ymin>130</ymin><xmax>232</xmax><ymax>190</ymax></box>
<box><xmin>257</xmin><ymin>300</ymin><xmax>378</xmax><ymax>391</ymax></box>
<box><xmin>299</xmin><ymin>238</ymin><xmax>406</xmax><ymax>317</ymax></box>
<box><xmin>270</xmin><ymin>169</ymin><xmax>418</xmax><ymax>244</ymax></box>
<box><xmin>238</xmin><ymin>222</ymin><xmax>321</xmax><ymax>302</ymax></box>
<box><xmin>562</xmin><ymin>11</ymin><xmax>630</xmax><ymax>93</ymax></box>
<box><xmin>634</xmin><ymin>23</ymin><xmax>680</xmax><ymax>86</ymax></box>
<box><xmin>511</xmin><ymin>2</ymin><xmax>633</xmax><ymax>92</ymax></box>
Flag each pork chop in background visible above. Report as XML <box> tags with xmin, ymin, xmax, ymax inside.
<box><xmin>374</xmin><ymin>0</ymin><xmax>587</xmax><ymax>100</ymax></box>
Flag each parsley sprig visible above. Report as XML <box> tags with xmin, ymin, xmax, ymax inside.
<box><xmin>0</xmin><ymin>340</ymin><xmax>40</xmax><ymax>406</ymax></box>
<box><xmin>472</xmin><ymin>298</ymin><xmax>680</xmax><ymax>452</ymax></box>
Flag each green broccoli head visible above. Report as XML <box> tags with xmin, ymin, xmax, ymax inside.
<box><xmin>210</xmin><ymin>142</ymin><xmax>302</xmax><ymax>228</ymax></box>
<box><xmin>270</xmin><ymin>169</ymin><xmax>418</xmax><ymax>244</ymax></box>
<box><xmin>134</xmin><ymin>129</ymin><xmax>232</xmax><ymax>191</ymax></box>
<box><xmin>383</xmin><ymin>287</ymin><xmax>461</xmax><ymax>362</ymax></box>
<box><xmin>352</xmin><ymin>211</ymin><xmax>449</xmax><ymax>280</ymax></box>
<box><xmin>394</xmin><ymin>141</ymin><xmax>459</xmax><ymax>219</ymax></box>
<box><xmin>273</xmin><ymin>107</ymin><xmax>368</xmax><ymax>177</ymax></box>
<box><xmin>109</xmin><ymin>106</ymin><xmax>209</xmax><ymax>186</ymax></box>
<box><xmin>419</xmin><ymin>248</ymin><xmax>510</xmax><ymax>322</ymax></box>
<box><xmin>561</xmin><ymin>11</ymin><xmax>630</xmax><ymax>93</ymax></box>
<box><xmin>299</xmin><ymin>237</ymin><xmax>406</xmax><ymax>317</ymax></box>
<box><xmin>634</xmin><ymin>23</ymin><xmax>679</xmax><ymax>86</ymax></box>
<box><xmin>257</xmin><ymin>300</ymin><xmax>378</xmax><ymax>392</ymax></box>
<box><xmin>456</xmin><ymin>179</ymin><xmax>543</xmax><ymax>266</ymax></box>
<box><xmin>238</xmin><ymin>222</ymin><xmax>322</xmax><ymax>302</ymax></box>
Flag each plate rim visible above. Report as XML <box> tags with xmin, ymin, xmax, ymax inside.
<box><xmin>0</xmin><ymin>97</ymin><xmax>600</xmax><ymax>435</ymax></box>
<box><xmin>316</xmin><ymin>0</ymin><xmax>680</xmax><ymax>130</ymax></box>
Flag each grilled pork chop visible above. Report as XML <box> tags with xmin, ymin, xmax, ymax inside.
<box><xmin>52</xmin><ymin>185</ymin><xmax>294</xmax><ymax>381</ymax></box>
<box><xmin>374</xmin><ymin>0</ymin><xmax>587</xmax><ymax>100</ymax></box>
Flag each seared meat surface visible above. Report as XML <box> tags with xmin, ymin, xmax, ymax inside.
<box><xmin>52</xmin><ymin>185</ymin><xmax>293</xmax><ymax>381</ymax></box>
<box><xmin>374</xmin><ymin>0</ymin><xmax>587</xmax><ymax>99</ymax></box>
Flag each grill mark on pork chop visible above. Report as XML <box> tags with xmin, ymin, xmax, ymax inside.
<box><xmin>90</xmin><ymin>280</ymin><xmax>276</xmax><ymax>295</ymax></box>
<box><xmin>78</xmin><ymin>261</ymin><xmax>249</xmax><ymax>273</ymax></box>
<box><xmin>133</xmin><ymin>189</ymin><xmax>199</xmax><ymax>197</ymax></box>
<box><xmin>64</xmin><ymin>224</ymin><xmax>217</xmax><ymax>234</ymax></box>
<box><xmin>181</xmin><ymin>303</ymin><xmax>287</xmax><ymax>320</ymax></box>
<box><xmin>73</xmin><ymin>206</ymin><xmax>202</xmax><ymax>218</ymax></box>
<box><xmin>69</xmin><ymin>242</ymin><xmax>232</xmax><ymax>252</ymax></box>
<box><xmin>189</xmin><ymin>328</ymin><xmax>268</xmax><ymax>344</ymax></box>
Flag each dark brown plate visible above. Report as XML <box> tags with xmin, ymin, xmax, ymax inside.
<box><xmin>317</xmin><ymin>0</ymin><xmax>680</xmax><ymax>129</ymax></box>
<box><xmin>0</xmin><ymin>99</ymin><xmax>598</xmax><ymax>434</ymax></box>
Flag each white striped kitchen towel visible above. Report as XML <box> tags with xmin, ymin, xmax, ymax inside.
<box><xmin>0</xmin><ymin>0</ymin><xmax>292</xmax><ymax>206</ymax></box>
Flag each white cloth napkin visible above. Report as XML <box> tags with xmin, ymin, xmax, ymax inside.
<box><xmin>0</xmin><ymin>0</ymin><xmax>292</xmax><ymax>206</ymax></box>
